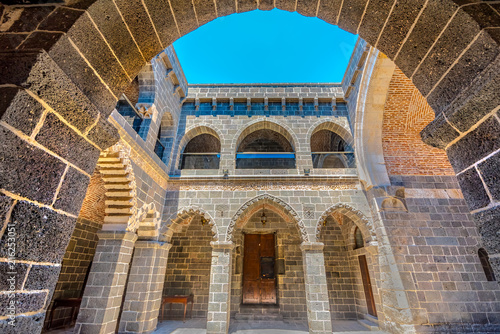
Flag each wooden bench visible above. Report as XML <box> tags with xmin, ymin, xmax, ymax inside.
<box><xmin>161</xmin><ymin>294</ymin><xmax>194</xmax><ymax>322</ymax></box>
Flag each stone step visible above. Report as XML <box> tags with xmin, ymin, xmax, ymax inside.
<box><xmin>97</xmin><ymin>162</ymin><xmax>125</xmax><ymax>168</ymax></box>
<box><xmin>358</xmin><ymin>318</ymin><xmax>379</xmax><ymax>331</ymax></box>
<box><xmin>99</xmin><ymin>168</ymin><xmax>128</xmax><ymax>175</ymax></box>
<box><xmin>233</xmin><ymin>313</ymin><xmax>284</xmax><ymax>321</ymax></box>
<box><xmin>104</xmin><ymin>216</ymin><xmax>130</xmax><ymax>224</ymax></box>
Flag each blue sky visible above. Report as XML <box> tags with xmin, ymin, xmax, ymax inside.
<box><xmin>173</xmin><ymin>9</ymin><xmax>358</xmax><ymax>84</ymax></box>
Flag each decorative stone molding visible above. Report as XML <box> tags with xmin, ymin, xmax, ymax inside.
<box><xmin>160</xmin><ymin>205</ymin><xmax>219</xmax><ymax>242</ymax></box>
<box><xmin>169</xmin><ymin>179</ymin><xmax>357</xmax><ymax>191</ymax></box>
<box><xmin>136</xmin><ymin>202</ymin><xmax>161</xmax><ymax>239</ymax></box>
<box><xmin>98</xmin><ymin>141</ymin><xmax>138</xmax><ymax>233</ymax></box>
<box><xmin>227</xmin><ymin>193</ymin><xmax>309</xmax><ymax>243</ymax></box>
<box><xmin>316</xmin><ymin>203</ymin><xmax>376</xmax><ymax>242</ymax></box>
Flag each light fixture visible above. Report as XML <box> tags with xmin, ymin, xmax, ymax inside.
<box><xmin>200</xmin><ymin>214</ymin><xmax>208</xmax><ymax>226</ymax></box>
<box><xmin>323</xmin><ymin>220</ymin><xmax>327</xmax><ymax>227</ymax></box>
<box><xmin>260</xmin><ymin>205</ymin><xmax>267</xmax><ymax>226</ymax></box>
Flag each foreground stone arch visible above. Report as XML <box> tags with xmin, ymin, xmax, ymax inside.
<box><xmin>227</xmin><ymin>193</ymin><xmax>309</xmax><ymax>242</ymax></box>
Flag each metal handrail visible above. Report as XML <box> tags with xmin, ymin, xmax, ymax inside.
<box><xmin>236</xmin><ymin>152</ymin><xmax>295</xmax><ymax>155</ymax></box>
<box><xmin>181</xmin><ymin>152</ymin><xmax>220</xmax><ymax>156</ymax></box>
<box><xmin>311</xmin><ymin>151</ymin><xmax>354</xmax><ymax>154</ymax></box>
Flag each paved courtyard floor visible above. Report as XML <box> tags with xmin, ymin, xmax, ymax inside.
<box><xmin>46</xmin><ymin>318</ymin><xmax>386</xmax><ymax>334</ymax></box>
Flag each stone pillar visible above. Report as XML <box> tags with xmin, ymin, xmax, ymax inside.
<box><xmin>300</xmin><ymin>242</ymin><xmax>333</xmax><ymax>334</ymax></box>
<box><xmin>206</xmin><ymin>241</ymin><xmax>234</xmax><ymax>334</ymax></box>
<box><xmin>118</xmin><ymin>241</ymin><xmax>172</xmax><ymax>333</ymax></box>
<box><xmin>74</xmin><ymin>231</ymin><xmax>137</xmax><ymax>334</ymax></box>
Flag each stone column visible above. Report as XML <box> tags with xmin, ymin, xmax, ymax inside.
<box><xmin>206</xmin><ymin>241</ymin><xmax>234</xmax><ymax>334</ymax></box>
<box><xmin>300</xmin><ymin>242</ymin><xmax>333</xmax><ymax>334</ymax></box>
<box><xmin>74</xmin><ymin>231</ymin><xmax>137</xmax><ymax>334</ymax></box>
<box><xmin>118</xmin><ymin>241</ymin><xmax>172</xmax><ymax>333</ymax></box>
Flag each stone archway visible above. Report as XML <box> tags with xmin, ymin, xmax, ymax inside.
<box><xmin>227</xmin><ymin>193</ymin><xmax>309</xmax><ymax>242</ymax></box>
<box><xmin>1</xmin><ymin>2</ymin><xmax>499</xmax><ymax>332</ymax></box>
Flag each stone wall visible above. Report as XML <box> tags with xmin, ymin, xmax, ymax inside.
<box><xmin>163</xmin><ymin>218</ymin><xmax>213</xmax><ymax>319</ymax></box>
<box><xmin>378</xmin><ymin>175</ymin><xmax>500</xmax><ymax>331</ymax></box>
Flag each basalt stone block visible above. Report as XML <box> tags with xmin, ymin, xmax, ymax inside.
<box><xmin>142</xmin><ymin>0</ymin><xmax>179</xmax><ymax>49</ymax></box>
<box><xmin>193</xmin><ymin>0</ymin><xmax>218</xmax><ymax>26</ymax></box>
<box><xmin>412</xmin><ymin>9</ymin><xmax>480</xmax><ymax>96</ymax></box>
<box><xmin>474</xmin><ymin>206</ymin><xmax>500</xmax><ymax>253</ymax></box>
<box><xmin>0</xmin><ymin>312</ymin><xmax>44</xmax><ymax>334</ymax></box>
<box><xmin>427</xmin><ymin>31</ymin><xmax>500</xmax><ymax>115</ymax></box>
<box><xmin>87</xmin><ymin>0</ymin><xmax>146</xmax><ymax>78</ymax></box>
<box><xmin>420</xmin><ymin>113</ymin><xmax>460</xmax><ymax>149</ymax></box>
<box><xmin>35</xmin><ymin>112</ymin><xmax>100</xmax><ymax>174</ymax></box>
<box><xmin>18</xmin><ymin>31</ymin><xmax>64</xmax><ymax>51</ymax></box>
<box><xmin>37</xmin><ymin>6</ymin><xmax>84</xmax><ymax>32</ymax></box>
<box><xmin>0</xmin><ymin>262</ymin><xmax>29</xmax><ymax>291</ymax></box>
<box><xmin>0</xmin><ymin>33</ymin><xmax>28</xmax><ymax>50</ymax></box>
<box><xmin>377</xmin><ymin>0</ymin><xmax>426</xmax><ymax>59</ymax></box>
<box><xmin>357</xmin><ymin>0</ymin><xmax>396</xmax><ymax>46</ymax></box>
<box><xmin>0</xmin><ymin>128</ymin><xmax>66</xmax><ymax>205</ymax></box>
<box><xmin>0</xmin><ymin>87</ymin><xmax>44</xmax><ymax>136</ymax></box>
<box><xmin>113</xmin><ymin>0</ymin><xmax>163</xmax><ymax>61</ymax></box>
<box><xmin>444</xmin><ymin>53</ymin><xmax>500</xmax><ymax>133</ymax></box>
<box><xmin>0</xmin><ymin>51</ymin><xmax>99</xmax><ymax>132</ymax></box>
<box><xmin>0</xmin><ymin>291</ymin><xmax>47</xmax><ymax>316</ymax></box>
<box><xmin>54</xmin><ymin>167</ymin><xmax>91</xmax><ymax>215</ymax></box>
<box><xmin>48</xmin><ymin>36</ymin><xmax>117</xmax><ymax>116</ymax></box>
<box><xmin>212</xmin><ymin>0</ymin><xmax>235</xmax><ymax>16</ymax></box>
<box><xmin>259</xmin><ymin>0</ymin><xmax>274</xmax><ymax>11</ymax></box>
<box><xmin>86</xmin><ymin>115</ymin><xmax>120</xmax><ymax>150</ymax></box>
<box><xmin>275</xmin><ymin>0</ymin><xmax>296</xmax><ymax>13</ymax></box>
<box><xmin>66</xmin><ymin>14</ymin><xmax>131</xmax><ymax>97</ymax></box>
<box><xmin>0</xmin><ymin>201</ymin><xmax>75</xmax><ymax>263</ymax></box>
<box><xmin>462</xmin><ymin>3</ymin><xmax>500</xmax><ymax>30</ymax></box>
<box><xmin>456</xmin><ymin>168</ymin><xmax>490</xmax><ymax>211</ymax></box>
<box><xmin>0</xmin><ymin>194</ymin><xmax>14</xmax><ymax>228</ymax></box>
<box><xmin>296</xmin><ymin>0</ymin><xmax>317</xmax><ymax>17</ymax></box>
<box><xmin>237</xmin><ymin>0</ymin><xmax>258</xmax><ymax>13</ymax></box>
<box><xmin>65</xmin><ymin>0</ymin><xmax>99</xmax><ymax>10</ymax></box>
<box><xmin>396</xmin><ymin>0</ymin><xmax>457</xmax><ymax>78</ymax></box>
<box><xmin>0</xmin><ymin>6</ymin><xmax>54</xmax><ymax>32</ymax></box>
<box><xmin>478</xmin><ymin>150</ymin><xmax>500</xmax><ymax>202</ymax></box>
<box><xmin>446</xmin><ymin>116</ymin><xmax>500</xmax><ymax>172</ymax></box>
<box><xmin>338</xmin><ymin>0</ymin><xmax>368</xmax><ymax>35</ymax></box>
<box><xmin>24</xmin><ymin>265</ymin><xmax>61</xmax><ymax>292</ymax></box>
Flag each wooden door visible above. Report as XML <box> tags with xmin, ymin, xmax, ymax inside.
<box><xmin>243</xmin><ymin>234</ymin><xmax>277</xmax><ymax>304</ymax></box>
<box><xmin>358</xmin><ymin>255</ymin><xmax>377</xmax><ymax>317</ymax></box>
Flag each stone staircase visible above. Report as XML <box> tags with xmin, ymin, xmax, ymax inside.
<box><xmin>234</xmin><ymin>305</ymin><xmax>284</xmax><ymax>321</ymax></box>
<box><xmin>357</xmin><ymin>314</ymin><xmax>380</xmax><ymax>331</ymax></box>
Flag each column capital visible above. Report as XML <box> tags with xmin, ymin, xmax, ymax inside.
<box><xmin>210</xmin><ymin>241</ymin><xmax>235</xmax><ymax>250</ymax></box>
<box><xmin>300</xmin><ymin>241</ymin><xmax>324</xmax><ymax>251</ymax></box>
<box><xmin>97</xmin><ymin>230</ymin><xmax>138</xmax><ymax>242</ymax></box>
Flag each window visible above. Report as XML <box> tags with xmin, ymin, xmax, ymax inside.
<box><xmin>180</xmin><ymin>134</ymin><xmax>221</xmax><ymax>169</ymax></box>
<box><xmin>354</xmin><ymin>227</ymin><xmax>364</xmax><ymax>250</ymax></box>
<box><xmin>478</xmin><ymin>248</ymin><xmax>496</xmax><ymax>281</ymax></box>
<box><xmin>310</xmin><ymin>130</ymin><xmax>354</xmax><ymax>168</ymax></box>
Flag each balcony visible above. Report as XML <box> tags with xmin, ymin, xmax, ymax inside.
<box><xmin>180</xmin><ymin>153</ymin><xmax>220</xmax><ymax>169</ymax></box>
<box><xmin>311</xmin><ymin>152</ymin><xmax>355</xmax><ymax>168</ymax></box>
<box><xmin>236</xmin><ymin>152</ymin><xmax>296</xmax><ymax>169</ymax></box>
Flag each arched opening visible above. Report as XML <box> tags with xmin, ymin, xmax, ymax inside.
<box><xmin>478</xmin><ymin>248</ymin><xmax>496</xmax><ymax>282</ymax></box>
<box><xmin>162</xmin><ymin>213</ymin><xmax>214</xmax><ymax>321</ymax></box>
<box><xmin>319</xmin><ymin>214</ymin><xmax>379</xmax><ymax>323</ymax></box>
<box><xmin>180</xmin><ymin>133</ymin><xmax>221</xmax><ymax>169</ymax></box>
<box><xmin>229</xmin><ymin>197</ymin><xmax>307</xmax><ymax>329</ymax></box>
<box><xmin>154</xmin><ymin>112</ymin><xmax>175</xmax><ymax>162</ymax></box>
<box><xmin>311</xmin><ymin>129</ymin><xmax>354</xmax><ymax>168</ymax></box>
<box><xmin>236</xmin><ymin>128</ymin><xmax>295</xmax><ymax>169</ymax></box>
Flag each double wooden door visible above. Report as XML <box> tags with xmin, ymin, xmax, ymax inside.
<box><xmin>242</xmin><ymin>234</ymin><xmax>277</xmax><ymax>304</ymax></box>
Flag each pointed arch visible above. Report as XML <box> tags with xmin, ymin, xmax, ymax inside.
<box><xmin>306</xmin><ymin>119</ymin><xmax>355</xmax><ymax>149</ymax></box>
<box><xmin>97</xmin><ymin>141</ymin><xmax>138</xmax><ymax>233</ymax></box>
<box><xmin>232</xmin><ymin>118</ymin><xmax>299</xmax><ymax>153</ymax></box>
<box><xmin>316</xmin><ymin>203</ymin><xmax>375</xmax><ymax>243</ymax></box>
<box><xmin>227</xmin><ymin>194</ymin><xmax>309</xmax><ymax>242</ymax></box>
<box><xmin>160</xmin><ymin>205</ymin><xmax>219</xmax><ymax>243</ymax></box>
